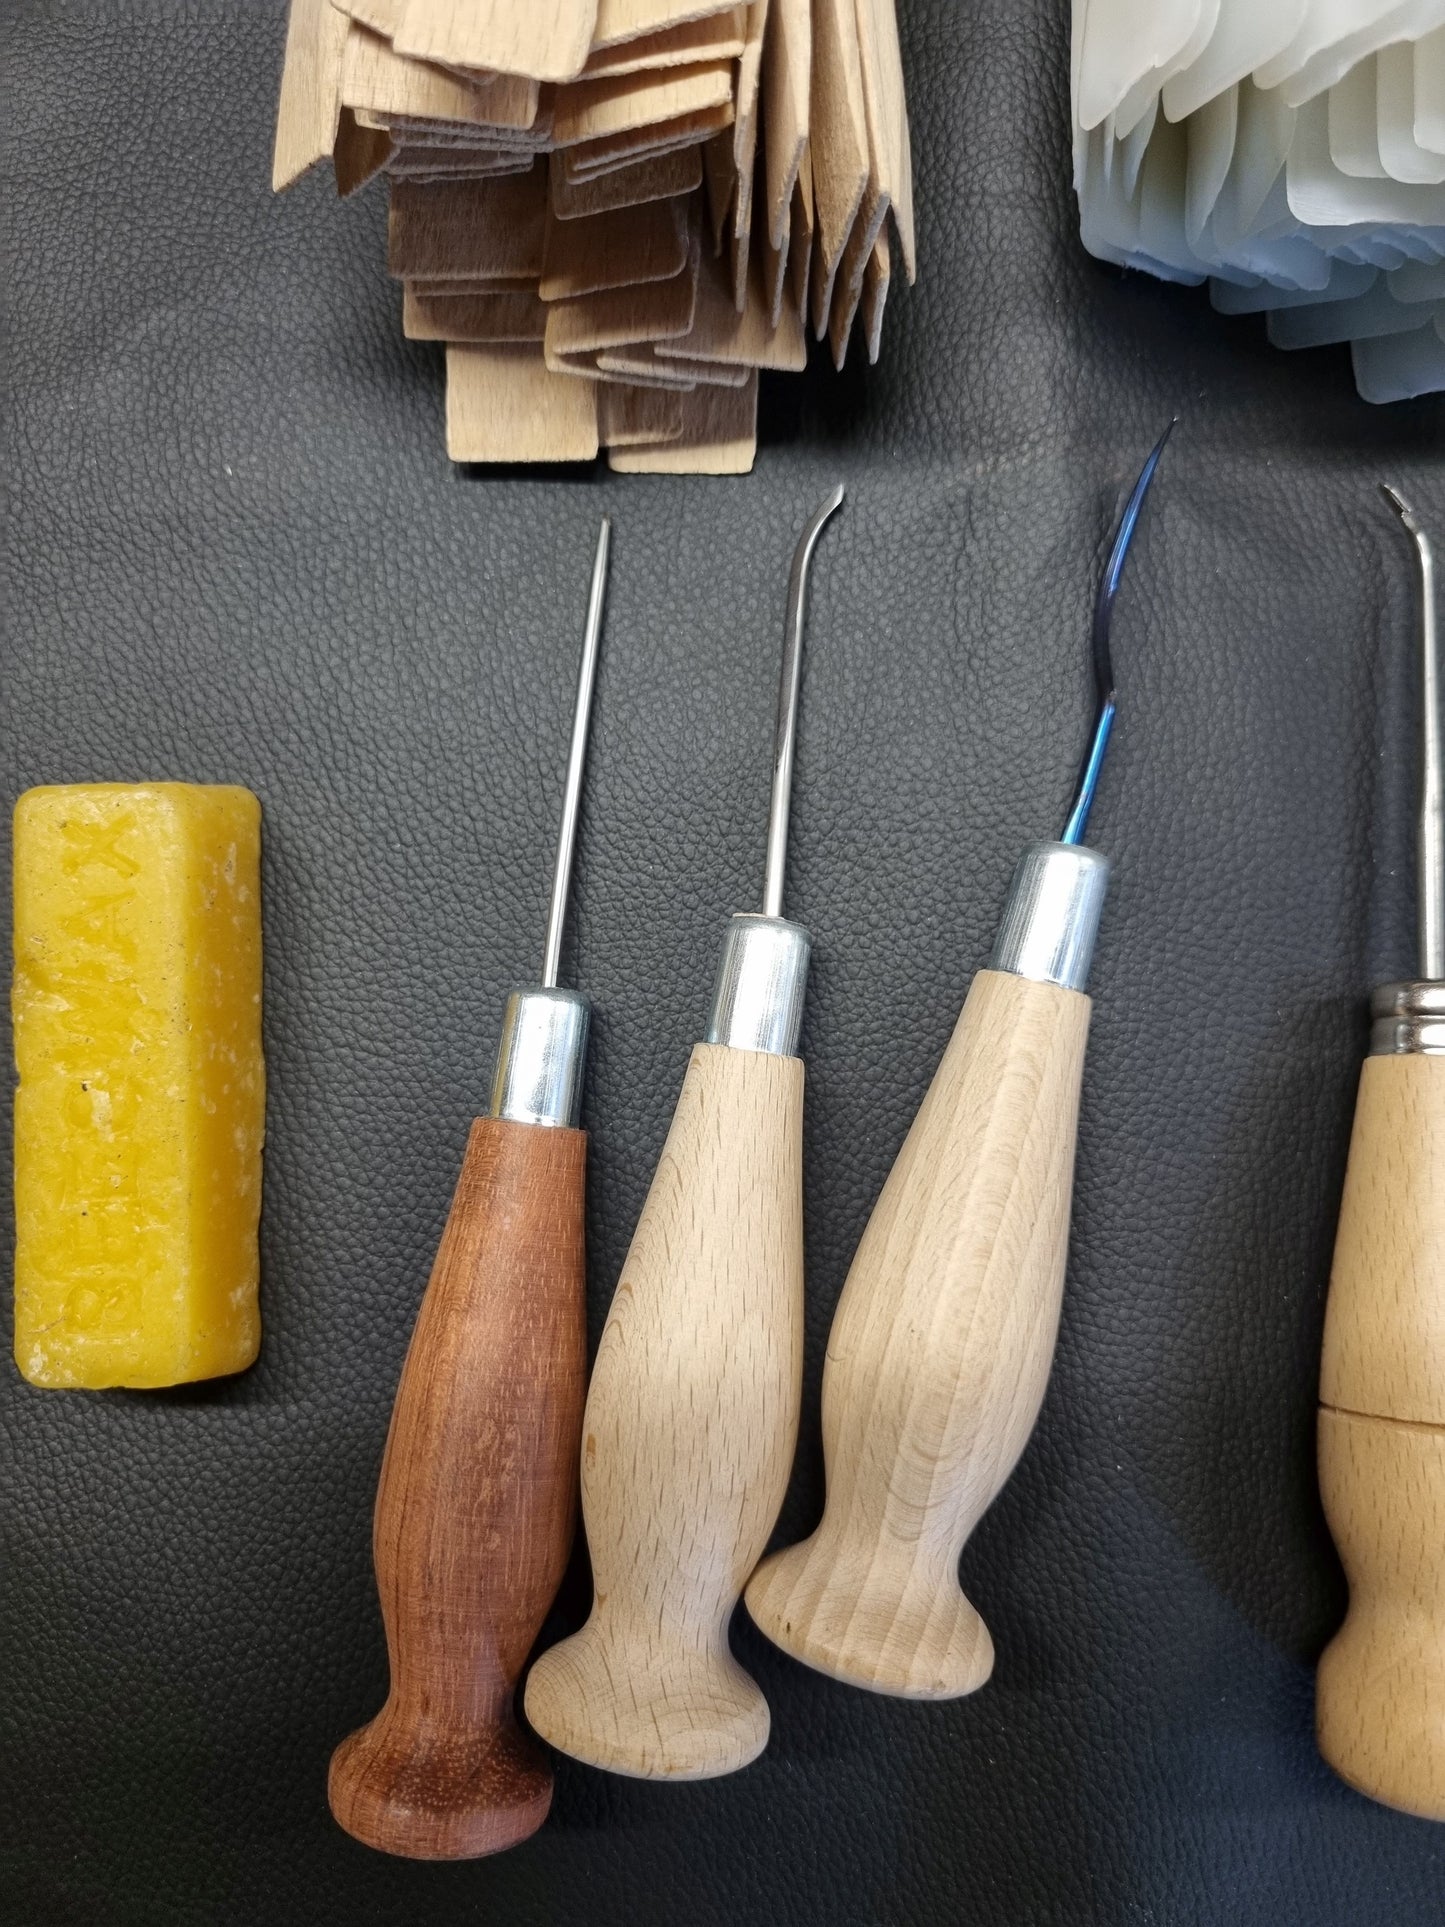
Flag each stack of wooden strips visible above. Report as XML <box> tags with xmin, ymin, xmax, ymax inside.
<box><xmin>273</xmin><ymin>0</ymin><xmax>915</xmax><ymax>469</ymax></box>
<box><xmin>1072</xmin><ymin>2</ymin><xmax>1445</xmax><ymax>404</ymax></box>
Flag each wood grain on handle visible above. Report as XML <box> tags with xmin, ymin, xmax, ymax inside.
<box><xmin>745</xmin><ymin>970</ymin><xmax>1090</xmax><ymax>1697</ymax></box>
<box><xmin>1317</xmin><ymin>1053</ymin><xmax>1445</xmax><ymax>1819</ymax></box>
<box><xmin>1320</xmin><ymin>1054</ymin><xmax>1445</xmax><ymax>1423</ymax></box>
<box><xmin>523</xmin><ymin>1042</ymin><xmax>803</xmax><ymax>1780</ymax></box>
<box><xmin>329</xmin><ymin>1117</ymin><xmax>587</xmax><ymax>1858</ymax></box>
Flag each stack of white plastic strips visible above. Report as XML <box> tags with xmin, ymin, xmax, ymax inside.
<box><xmin>1071</xmin><ymin>3</ymin><xmax>1445</xmax><ymax>402</ymax></box>
<box><xmin>272</xmin><ymin>0</ymin><xmax>915</xmax><ymax>469</ymax></box>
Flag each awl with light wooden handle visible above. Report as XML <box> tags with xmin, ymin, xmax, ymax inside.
<box><xmin>328</xmin><ymin>521</ymin><xmax>610</xmax><ymax>1858</ymax></box>
<box><xmin>524</xmin><ymin>488</ymin><xmax>843</xmax><ymax>1780</ymax></box>
<box><xmin>1317</xmin><ymin>488</ymin><xmax>1445</xmax><ymax>1822</ymax></box>
<box><xmin>746</xmin><ymin>431</ymin><xmax>1172</xmax><ymax>1696</ymax></box>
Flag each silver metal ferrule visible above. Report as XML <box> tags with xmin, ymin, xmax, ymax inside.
<box><xmin>489</xmin><ymin>987</ymin><xmax>590</xmax><ymax>1127</ymax></box>
<box><xmin>1370</xmin><ymin>980</ymin><xmax>1445</xmax><ymax>1056</ymax></box>
<box><xmin>990</xmin><ymin>841</ymin><xmax>1111</xmax><ymax>994</ymax></box>
<box><xmin>704</xmin><ymin>913</ymin><xmax>811</xmax><ymax>1058</ymax></box>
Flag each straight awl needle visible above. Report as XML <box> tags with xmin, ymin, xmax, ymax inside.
<box><xmin>330</xmin><ymin>522</ymin><xmax>611</xmax><ymax>1857</ymax></box>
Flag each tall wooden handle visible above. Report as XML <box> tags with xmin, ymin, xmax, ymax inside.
<box><xmin>1317</xmin><ymin>1052</ymin><xmax>1445</xmax><ymax>1820</ymax></box>
<box><xmin>745</xmin><ymin>969</ymin><xmax>1091</xmax><ymax>1698</ymax></box>
<box><xmin>524</xmin><ymin>1042</ymin><xmax>804</xmax><ymax>1780</ymax></box>
<box><xmin>329</xmin><ymin>1117</ymin><xmax>587</xmax><ymax>1858</ymax></box>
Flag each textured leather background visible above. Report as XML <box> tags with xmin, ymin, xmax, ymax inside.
<box><xmin>6</xmin><ymin>2</ymin><xmax>1445</xmax><ymax>1921</ymax></box>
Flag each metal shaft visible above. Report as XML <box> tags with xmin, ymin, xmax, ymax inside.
<box><xmin>1383</xmin><ymin>488</ymin><xmax>1444</xmax><ymax>983</ymax></box>
<box><xmin>1060</xmin><ymin>423</ymin><xmax>1173</xmax><ymax>847</ymax></box>
<box><xmin>541</xmin><ymin>518</ymin><xmax>611</xmax><ymax>989</ymax></box>
<box><xmin>761</xmin><ymin>486</ymin><xmax>845</xmax><ymax>920</ymax></box>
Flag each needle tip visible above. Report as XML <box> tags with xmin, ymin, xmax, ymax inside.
<box><xmin>1145</xmin><ymin>417</ymin><xmax>1177</xmax><ymax>469</ymax></box>
<box><xmin>1381</xmin><ymin>483</ymin><xmax>1419</xmax><ymax>533</ymax></box>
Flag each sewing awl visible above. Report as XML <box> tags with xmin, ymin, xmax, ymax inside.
<box><xmin>1317</xmin><ymin>487</ymin><xmax>1445</xmax><ymax>1820</ymax></box>
<box><xmin>524</xmin><ymin>488</ymin><xmax>844</xmax><ymax>1778</ymax></box>
<box><xmin>328</xmin><ymin>519</ymin><xmax>610</xmax><ymax>1856</ymax></box>
<box><xmin>746</xmin><ymin>430</ymin><xmax>1172</xmax><ymax>1695</ymax></box>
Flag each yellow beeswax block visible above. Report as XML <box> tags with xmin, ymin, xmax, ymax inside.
<box><xmin>12</xmin><ymin>784</ymin><xmax>265</xmax><ymax>1389</ymax></box>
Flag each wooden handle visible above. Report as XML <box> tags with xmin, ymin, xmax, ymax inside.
<box><xmin>745</xmin><ymin>969</ymin><xmax>1090</xmax><ymax>1698</ymax></box>
<box><xmin>523</xmin><ymin>1042</ymin><xmax>804</xmax><ymax>1780</ymax></box>
<box><xmin>329</xmin><ymin>1117</ymin><xmax>587</xmax><ymax>1858</ymax></box>
<box><xmin>1317</xmin><ymin>1052</ymin><xmax>1445</xmax><ymax>1818</ymax></box>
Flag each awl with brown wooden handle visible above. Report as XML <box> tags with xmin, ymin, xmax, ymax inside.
<box><xmin>523</xmin><ymin>488</ymin><xmax>844</xmax><ymax>1780</ymax></box>
<box><xmin>1317</xmin><ymin>488</ymin><xmax>1445</xmax><ymax>1822</ymax></box>
<box><xmin>746</xmin><ymin>431</ymin><xmax>1172</xmax><ymax>1696</ymax></box>
<box><xmin>328</xmin><ymin>520</ymin><xmax>611</xmax><ymax>1858</ymax></box>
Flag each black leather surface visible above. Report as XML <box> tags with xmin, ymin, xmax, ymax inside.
<box><xmin>6</xmin><ymin>2</ymin><xmax>1445</xmax><ymax>1921</ymax></box>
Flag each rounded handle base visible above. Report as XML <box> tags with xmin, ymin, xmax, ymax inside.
<box><xmin>745</xmin><ymin>1532</ymin><xmax>994</xmax><ymax>1698</ymax></box>
<box><xmin>1317</xmin><ymin>1405</ymin><xmax>1445</xmax><ymax>1821</ymax></box>
<box><xmin>525</xmin><ymin>1627</ymin><xmax>768</xmax><ymax>1780</ymax></box>
<box><xmin>328</xmin><ymin>1710</ymin><xmax>552</xmax><ymax>1858</ymax></box>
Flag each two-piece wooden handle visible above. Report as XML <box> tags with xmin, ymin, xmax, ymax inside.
<box><xmin>524</xmin><ymin>1042</ymin><xmax>804</xmax><ymax>1779</ymax></box>
<box><xmin>329</xmin><ymin>1116</ymin><xmax>587</xmax><ymax>1857</ymax></box>
<box><xmin>1317</xmin><ymin>1052</ymin><xmax>1445</xmax><ymax>1820</ymax></box>
<box><xmin>745</xmin><ymin>969</ymin><xmax>1091</xmax><ymax>1697</ymax></box>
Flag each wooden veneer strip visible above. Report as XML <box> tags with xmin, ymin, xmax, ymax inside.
<box><xmin>580</xmin><ymin>10</ymin><xmax>745</xmax><ymax>79</ymax></box>
<box><xmin>809</xmin><ymin>0</ymin><xmax>868</xmax><ymax>336</ymax></box>
<box><xmin>387</xmin><ymin>169</ymin><xmax>548</xmax><ymax>278</ymax></box>
<box><xmin>552</xmin><ymin>61</ymin><xmax>733</xmax><ymax>147</ymax></box>
<box><xmin>395</xmin><ymin>0</ymin><xmax>599</xmax><ymax>85</ymax></box>
<box><xmin>386</xmin><ymin>136</ymin><xmax>537</xmax><ymax>170</ymax></box>
<box><xmin>540</xmin><ymin>193</ymin><xmax>691</xmax><ymax>298</ymax></box>
<box><xmin>563</xmin><ymin>106</ymin><xmax>732</xmax><ymax>179</ymax></box>
<box><xmin>341</xmin><ymin>22</ymin><xmax>541</xmax><ymax>129</ymax></box>
<box><xmin>387</xmin><ymin>155</ymin><xmax>536</xmax><ymax>178</ymax></box>
<box><xmin>761</xmin><ymin>0</ymin><xmax>808</xmax><ymax>249</ymax></box>
<box><xmin>598</xmin><ymin>344</ymin><xmax>747</xmax><ymax>384</ymax></box>
<box><xmin>599</xmin><ymin>382</ymin><xmax>686</xmax><ymax>443</ymax></box>
<box><xmin>373</xmin><ymin>112</ymin><xmax>553</xmax><ymax>145</ymax></box>
<box><xmin>607</xmin><ymin>367</ymin><xmax>756</xmax><ymax>469</ymax></box>
<box><xmin>786</xmin><ymin>149</ymin><xmax>814</xmax><ymax>326</ymax></box>
<box><xmin>591</xmin><ymin>0</ymin><xmax>743</xmax><ymax>54</ymax></box>
<box><xmin>729</xmin><ymin>0</ymin><xmax>768</xmax><ymax>307</ymax></box>
<box><xmin>548</xmin><ymin>142</ymin><xmax>702</xmax><ymax>214</ymax></box>
<box><xmin>334</xmin><ymin>107</ymin><xmax>396</xmax><ymax>194</ymax></box>
<box><xmin>861</xmin><ymin>225</ymin><xmax>889</xmax><ymax>363</ymax></box>
<box><xmin>404</xmin><ymin>285</ymin><xmax>549</xmax><ymax>339</ymax></box>
<box><xmin>827</xmin><ymin>177</ymin><xmax>888</xmax><ymax>367</ymax></box>
<box><xmin>656</xmin><ymin>243</ymin><xmax>805</xmax><ymax>369</ymax></box>
<box><xmin>854</xmin><ymin>0</ymin><xmax>914</xmax><ymax>282</ymax></box>
<box><xmin>827</xmin><ymin>240</ymin><xmax>864</xmax><ymax>366</ymax></box>
<box><xmin>331</xmin><ymin>0</ymin><xmax>404</xmax><ymax>34</ymax></box>
<box><xmin>703</xmin><ymin>127</ymin><xmax>736</xmax><ymax>250</ymax></box>
<box><xmin>274</xmin><ymin>0</ymin><xmax>349</xmax><ymax>189</ymax></box>
<box><xmin>542</xmin><ymin>229</ymin><xmax>701</xmax><ymax>361</ymax></box>
<box><xmin>446</xmin><ymin>343</ymin><xmax>599</xmax><ymax>460</ymax></box>
<box><xmin>594</xmin><ymin>345</ymin><xmax>700</xmax><ymax>384</ymax></box>
<box><xmin>406</xmin><ymin>272</ymin><xmax>541</xmax><ymax>291</ymax></box>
